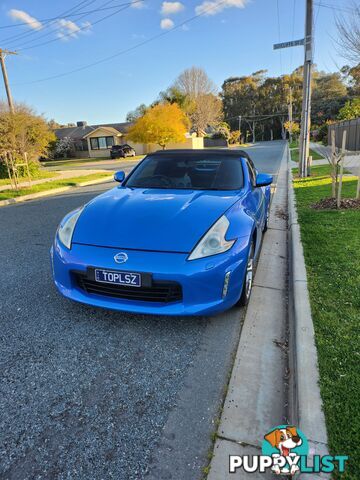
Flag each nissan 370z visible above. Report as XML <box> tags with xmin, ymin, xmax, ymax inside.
<box><xmin>51</xmin><ymin>150</ymin><xmax>273</xmax><ymax>316</ymax></box>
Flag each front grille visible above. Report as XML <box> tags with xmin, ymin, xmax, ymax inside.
<box><xmin>74</xmin><ymin>273</ymin><xmax>182</xmax><ymax>303</ymax></box>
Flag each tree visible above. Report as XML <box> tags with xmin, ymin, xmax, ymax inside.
<box><xmin>336</xmin><ymin>2</ymin><xmax>360</xmax><ymax>63</ymax></box>
<box><xmin>126</xmin><ymin>103</ymin><xmax>148</xmax><ymax>122</ymax></box>
<box><xmin>188</xmin><ymin>94</ymin><xmax>223</xmax><ymax>136</ymax></box>
<box><xmin>127</xmin><ymin>103</ymin><xmax>189</xmax><ymax>149</ymax></box>
<box><xmin>341</xmin><ymin>64</ymin><xmax>360</xmax><ymax>96</ymax></box>
<box><xmin>228</xmin><ymin>130</ymin><xmax>240</xmax><ymax>145</ymax></box>
<box><xmin>166</xmin><ymin>67</ymin><xmax>223</xmax><ymax>135</ymax></box>
<box><xmin>311</xmin><ymin>72</ymin><xmax>348</xmax><ymax>125</ymax></box>
<box><xmin>174</xmin><ymin>66</ymin><xmax>217</xmax><ymax>99</ymax></box>
<box><xmin>47</xmin><ymin>118</ymin><xmax>61</xmax><ymax>129</ymax></box>
<box><xmin>284</xmin><ymin>121</ymin><xmax>300</xmax><ymax>140</ymax></box>
<box><xmin>0</xmin><ymin>103</ymin><xmax>55</xmax><ymax>181</ymax></box>
<box><xmin>212</xmin><ymin>122</ymin><xmax>231</xmax><ymax>141</ymax></box>
<box><xmin>158</xmin><ymin>86</ymin><xmax>189</xmax><ymax>110</ymax></box>
<box><xmin>338</xmin><ymin>97</ymin><xmax>360</xmax><ymax>120</ymax></box>
<box><xmin>221</xmin><ymin>71</ymin><xmax>270</xmax><ymax>142</ymax></box>
<box><xmin>0</xmin><ymin>104</ymin><xmax>55</xmax><ymax>161</ymax></box>
<box><xmin>49</xmin><ymin>137</ymin><xmax>73</xmax><ymax>159</ymax></box>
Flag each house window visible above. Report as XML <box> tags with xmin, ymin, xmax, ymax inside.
<box><xmin>90</xmin><ymin>136</ymin><xmax>115</xmax><ymax>150</ymax></box>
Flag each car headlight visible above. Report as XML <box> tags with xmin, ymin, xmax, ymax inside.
<box><xmin>57</xmin><ymin>207</ymin><xmax>84</xmax><ymax>249</ymax></box>
<box><xmin>188</xmin><ymin>215</ymin><xmax>235</xmax><ymax>260</ymax></box>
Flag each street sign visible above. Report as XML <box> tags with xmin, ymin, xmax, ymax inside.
<box><xmin>273</xmin><ymin>38</ymin><xmax>304</xmax><ymax>50</ymax></box>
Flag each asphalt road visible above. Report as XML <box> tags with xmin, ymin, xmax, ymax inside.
<box><xmin>0</xmin><ymin>141</ymin><xmax>285</xmax><ymax>480</ymax></box>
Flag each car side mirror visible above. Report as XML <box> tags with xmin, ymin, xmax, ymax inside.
<box><xmin>255</xmin><ymin>173</ymin><xmax>273</xmax><ymax>187</ymax></box>
<box><xmin>114</xmin><ymin>171</ymin><xmax>125</xmax><ymax>183</ymax></box>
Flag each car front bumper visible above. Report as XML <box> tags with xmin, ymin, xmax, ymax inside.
<box><xmin>51</xmin><ymin>237</ymin><xmax>250</xmax><ymax>316</ymax></box>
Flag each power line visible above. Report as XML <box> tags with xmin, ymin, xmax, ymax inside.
<box><xmin>12</xmin><ymin>0</ymin><xmax>231</xmax><ymax>86</ymax></box>
<box><xmin>0</xmin><ymin>1</ymin><xmax>141</xmax><ymax>30</ymax></box>
<box><xmin>0</xmin><ymin>0</ymin><xmax>97</xmax><ymax>46</ymax></box>
<box><xmin>313</xmin><ymin>2</ymin><xmax>355</xmax><ymax>14</ymax></box>
<box><xmin>227</xmin><ymin>113</ymin><xmax>289</xmax><ymax>121</ymax></box>
<box><xmin>17</xmin><ymin>1</ymin><xmax>142</xmax><ymax>51</ymax></box>
<box><xmin>11</xmin><ymin>0</ymin><xmax>118</xmax><ymax>49</ymax></box>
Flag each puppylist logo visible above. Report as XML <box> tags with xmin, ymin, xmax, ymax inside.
<box><xmin>229</xmin><ymin>425</ymin><xmax>348</xmax><ymax>475</ymax></box>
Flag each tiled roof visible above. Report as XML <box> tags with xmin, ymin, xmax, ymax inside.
<box><xmin>54</xmin><ymin>122</ymin><xmax>131</xmax><ymax>140</ymax></box>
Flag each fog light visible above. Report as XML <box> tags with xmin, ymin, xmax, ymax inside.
<box><xmin>222</xmin><ymin>271</ymin><xmax>231</xmax><ymax>298</ymax></box>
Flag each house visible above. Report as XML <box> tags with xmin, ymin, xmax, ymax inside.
<box><xmin>54</xmin><ymin>121</ymin><xmax>143</xmax><ymax>158</ymax></box>
<box><xmin>54</xmin><ymin>121</ymin><xmax>204</xmax><ymax>158</ymax></box>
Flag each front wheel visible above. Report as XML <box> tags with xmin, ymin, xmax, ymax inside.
<box><xmin>237</xmin><ymin>240</ymin><xmax>255</xmax><ymax>306</ymax></box>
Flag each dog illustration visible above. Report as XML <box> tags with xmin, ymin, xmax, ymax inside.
<box><xmin>264</xmin><ymin>426</ymin><xmax>302</xmax><ymax>475</ymax></box>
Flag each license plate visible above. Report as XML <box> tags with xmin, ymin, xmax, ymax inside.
<box><xmin>94</xmin><ymin>269</ymin><xmax>141</xmax><ymax>287</ymax></box>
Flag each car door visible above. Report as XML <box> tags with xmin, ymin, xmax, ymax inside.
<box><xmin>244</xmin><ymin>158</ymin><xmax>266</xmax><ymax>250</ymax></box>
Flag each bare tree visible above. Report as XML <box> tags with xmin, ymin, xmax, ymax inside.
<box><xmin>336</xmin><ymin>1</ymin><xmax>360</xmax><ymax>63</ymax></box>
<box><xmin>174</xmin><ymin>67</ymin><xmax>217</xmax><ymax>99</ymax></box>
<box><xmin>189</xmin><ymin>94</ymin><xmax>223</xmax><ymax>136</ymax></box>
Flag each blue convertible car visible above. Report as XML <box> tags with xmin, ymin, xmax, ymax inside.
<box><xmin>51</xmin><ymin>150</ymin><xmax>272</xmax><ymax>316</ymax></box>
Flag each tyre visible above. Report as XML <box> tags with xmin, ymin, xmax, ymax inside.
<box><xmin>237</xmin><ymin>240</ymin><xmax>255</xmax><ymax>306</ymax></box>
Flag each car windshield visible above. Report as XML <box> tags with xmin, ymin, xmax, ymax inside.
<box><xmin>125</xmin><ymin>154</ymin><xmax>244</xmax><ymax>190</ymax></box>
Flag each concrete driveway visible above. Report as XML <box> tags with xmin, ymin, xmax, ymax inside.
<box><xmin>0</xmin><ymin>141</ymin><xmax>286</xmax><ymax>480</ymax></box>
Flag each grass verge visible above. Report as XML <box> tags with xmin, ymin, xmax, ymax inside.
<box><xmin>293</xmin><ymin>165</ymin><xmax>360</xmax><ymax>480</ymax></box>
<box><xmin>0</xmin><ymin>171</ymin><xmax>57</xmax><ymax>186</ymax></box>
<box><xmin>43</xmin><ymin>156</ymin><xmax>143</xmax><ymax>168</ymax></box>
<box><xmin>289</xmin><ymin>140</ymin><xmax>298</xmax><ymax>149</ymax></box>
<box><xmin>0</xmin><ymin>173</ymin><xmax>112</xmax><ymax>201</ymax></box>
<box><xmin>290</xmin><ymin>147</ymin><xmax>324</xmax><ymax>162</ymax></box>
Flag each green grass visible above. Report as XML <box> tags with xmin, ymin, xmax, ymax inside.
<box><xmin>0</xmin><ymin>170</ymin><xmax>57</xmax><ymax>186</ymax></box>
<box><xmin>43</xmin><ymin>155</ymin><xmax>143</xmax><ymax>168</ymax></box>
<box><xmin>289</xmin><ymin>140</ymin><xmax>299</xmax><ymax>149</ymax></box>
<box><xmin>41</xmin><ymin>157</ymin><xmax>109</xmax><ymax>167</ymax></box>
<box><xmin>290</xmin><ymin>147</ymin><xmax>324</xmax><ymax>162</ymax></box>
<box><xmin>293</xmin><ymin>166</ymin><xmax>360</xmax><ymax>479</ymax></box>
<box><xmin>0</xmin><ymin>172</ymin><xmax>112</xmax><ymax>201</ymax></box>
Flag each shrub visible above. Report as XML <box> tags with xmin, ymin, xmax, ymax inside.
<box><xmin>229</xmin><ymin>130</ymin><xmax>240</xmax><ymax>144</ymax></box>
<box><xmin>0</xmin><ymin>156</ymin><xmax>41</xmax><ymax>180</ymax></box>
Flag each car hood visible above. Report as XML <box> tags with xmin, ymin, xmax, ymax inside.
<box><xmin>73</xmin><ymin>186</ymin><xmax>241</xmax><ymax>252</ymax></box>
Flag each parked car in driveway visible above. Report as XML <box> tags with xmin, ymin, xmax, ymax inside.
<box><xmin>110</xmin><ymin>144</ymin><xmax>136</xmax><ymax>159</ymax></box>
<box><xmin>51</xmin><ymin>150</ymin><xmax>272</xmax><ymax>316</ymax></box>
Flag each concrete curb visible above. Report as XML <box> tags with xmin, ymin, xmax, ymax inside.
<box><xmin>0</xmin><ymin>175</ymin><xmax>114</xmax><ymax>207</ymax></box>
<box><xmin>207</xmin><ymin>143</ymin><xmax>289</xmax><ymax>480</ymax></box>
<box><xmin>287</xmin><ymin>151</ymin><xmax>329</xmax><ymax>476</ymax></box>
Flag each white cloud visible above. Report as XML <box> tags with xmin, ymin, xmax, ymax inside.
<box><xmin>161</xmin><ymin>2</ymin><xmax>184</xmax><ymax>15</ymax></box>
<box><xmin>56</xmin><ymin>19</ymin><xmax>92</xmax><ymax>41</ymax></box>
<box><xmin>160</xmin><ymin>18</ymin><xmax>174</xmax><ymax>29</ymax></box>
<box><xmin>131</xmin><ymin>0</ymin><xmax>145</xmax><ymax>8</ymax></box>
<box><xmin>58</xmin><ymin>19</ymin><xmax>81</xmax><ymax>37</ymax></box>
<box><xmin>8</xmin><ymin>9</ymin><xmax>42</xmax><ymax>30</ymax></box>
<box><xmin>195</xmin><ymin>0</ymin><xmax>248</xmax><ymax>16</ymax></box>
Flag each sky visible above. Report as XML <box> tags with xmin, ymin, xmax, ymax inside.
<box><xmin>0</xmin><ymin>0</ymin><xmax>351</xmax><ymax>124</ymax></box>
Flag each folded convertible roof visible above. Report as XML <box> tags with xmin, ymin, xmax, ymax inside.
<box><xmin>148</xmin><ymin>149</ymin><xmax>250</xmax><ymax>159</ymax></box>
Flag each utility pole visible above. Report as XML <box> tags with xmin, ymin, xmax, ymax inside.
<box><xmin>288</xmin><ymin>86</ymin><xmax>293</xmax><ymax>144</ymax></box>
<box><xmin>0</xmin><ymin>48</ymin><xmax>17</xmax><ymax>114</ymax></box>
<box><xmin>238</xmin><ymin>115</ymin><xmax>242</xmax><ymax>142</ymax></box>
<box><xmin>298</xmin><ymin>0</ymin><xmax>313</xmax><ymax>177</ymax></box>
